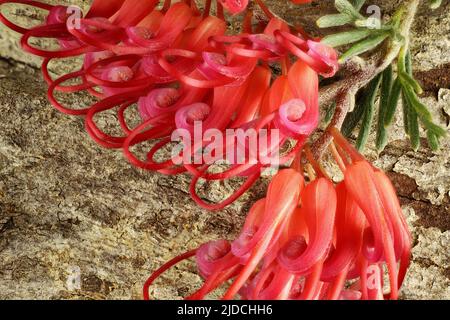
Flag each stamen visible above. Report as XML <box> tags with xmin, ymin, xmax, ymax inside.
<box><xmin>203</xmin><ymin>0</ymin><xmax>212</xmax><ymax>18</ymax></box>
<box><xmin>242</xmin><ymin>7</ymin><xmax>253</xmax><ymax>33</ymax></box>
<box><xmin>304</xmin><ymin>145</ymin><xmax>330</xmax><ymax>180</ymax></box>
<box><xmin>254</xmin><ymin>0</ymin><xmax>274</xmax><ymax>19</ymax></box>
<box><xmin>330</xmin><ymin>127</ymin><xmax>365</xmax><ymax>162</ymax></box>
<box><xmin>281</xmin><ymin>56</ymin><xmax>290</xmax><ymax>76</ymax></box>
<box><xmin>329</xmin><ymin>142</ymin><xmax>347</xmax><ymax>173</ymax></box>
<box><xmin>305</xmin><ymin>163</ymin><xmax>316</xmax><ymax>181</ymax></box>
<box><xmin>300</xmin><ymin>262</ymin><xmax>323</xmax><ymax>300</ymax></box>
<box><xmin>143</xmin><ymin>249</ymin><xmax>197</xmax><ymax>300</ymax></box>
<box><xmin>326</xmin><ymin>267</ymin><xmax>349</xmax><ymax>300</ymax></box>
<box><xmin>216</xmin><ymin>1</ymin><xmax>225</xmax><ymax>20</ymax></box>
<box><xmin>162</xmin><ymin>0</ymin><xmax>172</xmax><ymax>13</ymax></box>
<box><xmin>290</xmin><ymin>149</ymin><xmax>304</xmax><ymax>174</ymax></box>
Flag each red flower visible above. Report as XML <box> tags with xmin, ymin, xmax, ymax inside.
<box><xmin>0</xmin><ymin>0</ymin><xmax>337</xmax><ymax>211</ymax></box>
<box><xmin>330</xmin><ymin>128</ymin><xmax>412</xmax><ymax>300</ymax></box>
<box><xmin>143</xmin><ymin>128</ymin><xmax>411</xmax><ymax>300</ymax></box>
<box><xmin>1</xmin><ymin>1</ymin><xmax>412</xmax><ymax>300</ymax></box>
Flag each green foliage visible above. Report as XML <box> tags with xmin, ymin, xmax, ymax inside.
<box><xmin>375</xmin><ymin>65</ymin><xmax>393</xmax><ymax>151</ymax></box>
<box><xmin>317</xmin><ymin>0</ymin><xmax>366</xmax><ymax>28</ymax></box>
<box><xmin>321</xmin><ymin>29</ymin><xmax>372</xmax><ymax>47</ymax></box>
<box><xmin>338</xmin><ymin>33</ymin><xmax>389</xmax><ymax>63</ymax></box>
<box><xmin>334</xmin><ymin>0</ymin><xmax>365</xmax><ymax>20</ymax></box>
<box><xmin>355</xmin><ymin>74</ymin><xmax>382</xmax><ymax>151</ymax></box>
<box><xmin>342</xmin><ymin>91</ymin><xmax>367</xmax><ymax>137</ymax></box>
<box><xmin>319</xmin><ymin>0</ymin><xmax>401</xmax><ymax>62</ymax></box>
<box><xmin>320</xmin><ymin>1</ymin><xmax>446</xmax><ymax>152</ymax></box>
<box><xmin>324</xmin><ymin>102</ymin><xmax>337</xmax><ymax>126</ymax></box>
<box><xmin>342</xmin><ymin>49</ymin><xmax>446</xmax><ymax>153</ymax></box>
<box><xmin>383</xmin><ymin>78</ymin><xmax>402</xmax><ymax>127</ymax></box>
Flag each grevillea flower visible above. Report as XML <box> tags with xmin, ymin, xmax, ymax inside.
<box><xmin>1</xmin><ymin>0</ymin><xmax>413</xmax><ymax>301</ymax></box>
<box><xmin>143</xmin><ymin>128</ymin><xmax>411</xmax><ymax>300</ymax></box>
<box><xmin>330</xmin><ymin>128</ymin><xmax>412</xmax><ymax>300</ymax></box>
<box><xmin>0</xmin><ymin>0</ymin><xmax>337</xmax><ymax>211</ymax></box>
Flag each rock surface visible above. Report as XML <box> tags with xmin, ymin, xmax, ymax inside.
<box><xmin>0</xmin><ymin>0</ymin><xmax>448</xmax><ymax>300</ymax></box>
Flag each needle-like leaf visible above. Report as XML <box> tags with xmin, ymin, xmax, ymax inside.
<box><xmin>376</xmin><ymin>65</ymin><xmax>393</xmax><ymax>152</ymax></box>
<box><xmin>335</xmin><ymin>0</ymin><xmax>365</xmax><ymax>20</ymax></box>
<box><xmin>427</xmin><ymin>131</ymin><xmax>440</xmax><ymax>151</ymax></box>
<box><xmin>384</xmin><ymin>78</ymin><xmax>402</xmax><ymax>127</ymax></box>
<box><xmin>351</xmin><ymin>0</ymin><xmax>367</xmax><ymax>10</ymax></box>
<box><xmin>324</xmin><ymin>102</ymin><xmax>337</xmax><ymax>126</ymax></box>
<box><xmin>317</xmin><ymin>14</ymin><xmax>354</xmax><ymax>28</ymax></box>
<box><xmin>403</xmin><ymin>93</ymin><xmax>421</xmax><ymax>151</ymax></box>
<box><xmin>342</xmin><ymin>93</ymin><xmax>367</xmax><ymax>137</ymax></box>
<box><xmin>356</xmin><ymin>73</ymin><xmax>382</xmax><ymax>151</ymax></box>
<box><xmin>317</xmin><ymin>0</ymin><xmax>366</xmax><ymax>28</ymax></box>
<box><xmin>399</xmin><ymin>72</ymin><xmax>423</xmax><ymax>95</ymax></box>
<box><xmin>322</xmin><ymin>29</ymin><xmax>372</xmax><ymax>47</ymax></box>
<box><xmin>339</xmin><ymin>33</ymin><xmax>389</xmax><ymax>62</ymax></box>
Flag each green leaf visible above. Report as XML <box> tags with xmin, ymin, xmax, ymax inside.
<box><xmin>397</xmin><ymin>46</ymin><xmax>408</xmax><ymax>74</ymax></box>
<box><xmin>400</xmin><ymin>49</ymin><xmax>423</xmax><ymax>94</ymax></box>
<box><xmin>403</xmin><ymin>84</ymin><xmax>447</xmax><ymax>143</ymax></box>
<box><xmin>317</xmin><ymin>14</ymin><xmax>354</xmax><ymax>28</ymax></box>
<box><xmin>317</xmin><ymin>0</ymin><xmax>366</xmax><ymax>28</ymax></box>
<box><xmin>403</xmin><ymin>93</ymin><xmax>421</xmax><ymax>151</ymax></box>
<box><xmin>402</xmin><ymin>85</ymin><xmax>434</xmax><ymax>121</ymax></box>
<box><xmin>408</xmin><ymin>108</ymin><xmax>421</xmax><ymax>151</ymax></box>
<box><xmin>335</xmin><ymin>0</ymin><xmax>364</xmax><ymax>20</ymax></box>
<box><xmin>356</xmin><ymin>74</ymin><xmax>382</xmax><ymax>151</ymax></box>
<box><xmin>339</xmin><ymin>33</ymin><xmax>389</xmax><ymax>63</ymax></box>
<box><xmin>380</xmin><ymin>66</ymin><xmax>394</xmax><ymax>107</ymax></box>
<box><xmin>342</xmin><ymin>95</ymin><xmax>366</xmax><ymax>137</ymax></box>
<box><xmin>351</xmin><ymin>0</ymin><xmax>367</xmax><ymax>10</ymax></box>
<box><xmin>400</xmin><ymin>72</ymin><xmax>423</xmax><ymax>94</ymax></box>
<box><xmin>384</xmin><ymin>78</ymin><xmax>402</xmax><ymax>126</ymax></box>
<box><xmin>376</xmin><ymin>122</ymin><xmax>388</xmax><ymax>152</ymax></box>
<box><xmin>402</xmin><ymin>92</ymin><xmax>410</xmax><ymax>135</ymax></box>
<box><xmin>421</xmin><ymin>117</ymin><xmax>447</xmax><ymax>138</ymax></box>
<box><xmin>429</xmin><ymin>0</ymin><xmax>442</xmax><ymax>10</ymax></box>
<box><xmin>427</xmin><ymin>131</ymin><xmax>440</xmax><ymax>151</ymax></box>
<box><xmin>376</xmin><ymin>65</ymin><xmax>393</xmax><ymax>152</ymax></box>
<box><xmin>322</xmin><ymin>28</ymin><xmax>372</xmax><ymax>47</ymax></box>
<box><xmin>324</xmin><ymin>102</ymin><xmax>337</xmax><ymax>125</ymax></box>
<box><xmin>402</xmin><ymin>48</ymin><xmax>446</xmax><ymax>149</ymax></box>
<box><xmin>405</xmin><ymin>49</ymin><xmax>413</xmax><ymax>75</ymax></box>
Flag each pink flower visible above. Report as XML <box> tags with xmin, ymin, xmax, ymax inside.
<box><xmin>0</xmin><ymin>1</ymin><xmax>338</xmax><ymax>211</ymax></box>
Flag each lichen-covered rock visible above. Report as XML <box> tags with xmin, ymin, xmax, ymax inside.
<box><xmin>0</xmin><ymin>0</ymin><xmax>449</xmax><ymax>300</ymax></box>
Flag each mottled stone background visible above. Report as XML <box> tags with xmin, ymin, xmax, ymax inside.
<box><xmin>0</xmin><ymin>0</ymin><xmax>448</xmax><ymax>300</ymax></box>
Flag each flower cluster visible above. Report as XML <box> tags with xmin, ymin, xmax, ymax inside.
<box><xmin>144</xmin><ymin>128</ymin><xmax>412</xmax><ymax>300</ymax></box>
<box><xmin>0</xmin><ymin>0</ymin><xmax>337</xmax><ymax>210</ymax></box>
